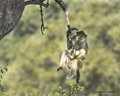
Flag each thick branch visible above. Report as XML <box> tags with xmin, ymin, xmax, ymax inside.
<box><xmin>25</xmin><ymin>1</ymin><xmax>39</xmax><ymax>5</ymax></box>
<box><xmin>25</xmin><ymin>0</ymin><xmax>43</xmax><ymax>6</ymax></box>
<box><xmin>0</xmin><ymin>0</ymin><xmax>24</xmax><ymax>40</ymax></box>
<box><xmin>65</xmin><ymin>11</ymin><xmax>70</xmax><ymax>26</ymax></box>
<box><xmin>25</xmin><ymin>0</ymin><xmax>49</xmax><ymax>8</ymax></box>
<box><xmin>54</xmin><ymin>0</ymin><xmax>71</xmax><ymax>30</ymax></box>
<box><xmin>54</xmin><ymin>0</ymin><xmax>66</xmax><ymax>11</ymax></box>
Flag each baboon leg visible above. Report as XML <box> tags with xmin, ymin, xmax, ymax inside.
<box><xmin>66</xmin><ymin>51</ymin><xmax>74</xmax><ymax>69</ymax></box>
<box><xmin>66</xmin><ymin>60</ymin><xmax>77</xmax><ymax>80</ymax></box>
<box><xmin>66</xmin><ymin>69</ymin><xmax>75</xmax><ymax>80</ymax></box>
<box><xmin>67</xmin><ymin>56</ymin><xmax>72</xmax><ymax>69</ymax></box>
<box><xmin>57</xmin><ymin>50</ymin><xmax>68</xmax><ymax>71</ymax></box>
<box><xmin>67</xmin><ymin>61</ymin><xmax>72</xmax><ymax>69</ymax></box>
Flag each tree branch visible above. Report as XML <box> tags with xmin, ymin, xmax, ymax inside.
<box><xmin>54</xmin><ymin>0</ymin><xmax>66</xmax><ymax>12</ymax></box>
<box><xmin>25</xmin><ymin>0</ymin><xmax>44</xmax><ymax>6</ymax></box>
<box><xmin>25</xmin><ymin>0</ymin><xmax>71</xmax><ymax>35</ymax></box>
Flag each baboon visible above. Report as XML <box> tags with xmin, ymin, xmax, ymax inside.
<box><xmin>57</xmin><ymin>31</ymin><xmax>88</xmax><ymax>83</ymax></box>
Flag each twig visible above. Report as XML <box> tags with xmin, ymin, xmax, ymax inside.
<box><xmin>25</xmin><ymin>0</ymin><xmax>69</xmax><ymax>34</ymax></box>
<box><xmin>40</xmin><ymin>5</ymin><xmax>47</xmax><ymax>35</ymax></box>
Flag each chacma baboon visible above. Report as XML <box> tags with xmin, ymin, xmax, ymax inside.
<box><xmin>57</xmin><ymin>31</ymin><xmax>88</xmax><ymax>83</ymax></box>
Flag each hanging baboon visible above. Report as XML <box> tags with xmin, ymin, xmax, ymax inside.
<box><xmin>57</xmin><ymin>31</ymin><xmax>88</xmax><ymax>83</ymax></box>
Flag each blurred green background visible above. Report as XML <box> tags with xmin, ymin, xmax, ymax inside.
<box><xmin>0</xmin><ymin>0</ymin><xmax>120</xmax><ymax>96</ymax></box>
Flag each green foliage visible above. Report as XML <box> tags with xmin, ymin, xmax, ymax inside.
<box><xmin>25</xmin><ymin>84</ymin><xmax>84</xmax><ymax>96</ymax></box>
<box><xmin>0</xmin><ymin>65</ymin><xmax>8</xmax><ymax>93</ymax></box>
<box><xmin>26</xmin><ymin>87</ymin><xmax>33</xmax><ymax>96</ymax></box>
<box><xmin>70</xmin><ymin>84</ymin><xmax>84</xmax><ymax>96</ymax></box>
<box><xmin>0</xmin><ymin>0</ymin><xmax>120</xmax><ymax>96</ymax></box>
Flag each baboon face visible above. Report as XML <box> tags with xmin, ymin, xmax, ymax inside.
<box><xmin>76</xmin><ymin>31</ymin><xmax>87</xmax><ymax>40</ymax></box>
<box><xmin>77</xmin><ymin>31</ymin><xmax>87</xmax><ymax>37</ymax></box>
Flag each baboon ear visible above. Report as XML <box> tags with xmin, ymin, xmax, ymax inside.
<box><xmin>76</xmin><ymin>31</ymin><xmax>87</xmax><ymax>37</ymax></box>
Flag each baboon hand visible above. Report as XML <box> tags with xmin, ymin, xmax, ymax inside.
<box><xmin>57</xmin><ymin>67</ymin><xmax>63</xmax><ymax>71</ymax></box>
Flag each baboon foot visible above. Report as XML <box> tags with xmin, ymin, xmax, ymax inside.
<box><xmin>57</xmin><ymin>67</ymin><xmax>63</xmax><ymax>71</ymax></box>
<box><xmin>66</xmin><ymin>75</ymin><xmax>74</xmax><ymax>80</ymax></box>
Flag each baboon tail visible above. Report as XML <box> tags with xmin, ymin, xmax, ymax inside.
<box><xmin>76</xmin><ymin>70</ymin><xmax>80</xmax><ymax>84</ymax></box>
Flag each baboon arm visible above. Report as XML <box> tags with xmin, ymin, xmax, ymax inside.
<box><xmin>57</xmin><ymin>50</ymin><xmax>68</xmax><ymax>71</ymax></box>
<box><xmin>60</xmin><ymin>50</ymin><xmax>68</xmax><ymax>68</ymax></box>
<box><xmin>78</xmin><ymin>49</ymin><xmax>86</xmax><ymax>60</ymax></box>
<box><xmin>67</xmin><ymin>54</ymin><xmax>74</xmax><ymax>60</ymax></box>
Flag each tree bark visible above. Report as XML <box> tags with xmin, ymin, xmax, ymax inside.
<box><xmin>0</xmin><ymin>0</ymin><xmax>24</xmax><ymax>40</ymax></box>
<box><xmin>0</xmin><ymin>0</ymin><xmax>67</xmax><ymax>40</ymax></box>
